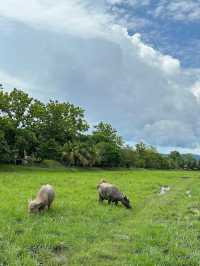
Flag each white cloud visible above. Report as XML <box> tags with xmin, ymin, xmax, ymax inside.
<box><xmin>154</xmin><ymin>0</ymin><xmax>200</xmax><ymax>22</ymax></box>
<box><xmin>0</xmin><ymin>0</ymin><xmax>200</xmax><ymax>149</ymax></box>
<box><xmin>143</xmin><ymin>120</ymin><xmax>197</xmax><ymax>147</ymax></box>
<box><xmin>106</xmin><ymin>0</ymin><xmax>150</xmax><ymax>6</ymax></box>
<box><xmin>192</xmin><ymin>81</ymin><xmax>200</xmax><ymax>102</ymax></box>
<box><xmin>0</xmin><ymin>70</ymin><xmax>28</xmax><ymax>89</ymax></box>
<box><xmin>130</xmin><ymin>33</ymin><xmax>180</xmax><ymax>75</ymax></box>
<box><xmin>107</xmin><ymin>0</ymin><xmax>151</xmax><ymax>31</ymax></box>
<box><xmin>107</xmin><ymin>0</ymin><xmax>124</xmax><ymax>4</ymax></box>
<box><xmin>0</xmin><ymin>0</ymin><xmax>112</xmax><ymax>37</ymax></box>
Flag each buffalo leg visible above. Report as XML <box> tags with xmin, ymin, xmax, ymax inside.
<box><xmin>99</xmin><ymin>195</ymin><xmax>104</xmax><ymax>203</ymax></box>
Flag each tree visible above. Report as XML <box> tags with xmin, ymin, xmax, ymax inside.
<box><xmin>92</xmin><ymin>122</ymin><xmax>123</xmax><ymax>147</ymax></box>
<box><xmin>182</xmin><ymin>154</ymin><xmax>197</xmax><ymax>170</ymax></box>
<box><xmin>0</xmin><ymin>88</ymin><xmax>38</xmax><ymax>160</ymax></box>
<box><xmin>169</xmin><ymin>151</ymin><xmax>183</xmax><ymax>169</ymax></box>
<box><xmin>43</xmin><ymin>101</ymin><xmax>89</xmax><ymax>143</ymax></box>
<box><xmin>62</xmin><ymin>139</ymin><xmax>100</xmax><ymax>167</ymax></box>
<box><xmin>135</xmin><ymin>142</ymin><xmax>147</xmax><ymax>156</ymax></box>
<box><xmin>120</xmin><ymin>146</ymin><xmax>136</xmax><ymax>168</ymax></box>
<box><xmin>37</xmin><ymin>101</ymin><xmax>89</xmax><ymax>161</ymax></box>
<box><xmin>91</xmin><ymin>122</ymin><xmax>123</xmax><ymax>167</ymax></box>
<box><xmin>0</xmin><ymin>128</ymin><xmax>11</xmax><ymax>161</ymax></box>
<box><xmin>0</xmin><ymin>88</ymin><xmax>89</xmax><ymax>162</ymax></box>
<box><xmin>94</xmin><ymin>141</ymin><xmax>121</xmax><ymax>167</ymax></box>
<box><xmin>144</xmin><ymin>147</ymin><xmax>163</xmax><ymax>169</ymax></box>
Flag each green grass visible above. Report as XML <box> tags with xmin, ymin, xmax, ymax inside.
<box><xmin>0</xmin><ymin>165</ymin><xmax>200</xmax><ymax>265</ymax></box>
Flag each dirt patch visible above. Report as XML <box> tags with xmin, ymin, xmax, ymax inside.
<box><xmin>52</xmin><ymin>243</ymin><xmax>69</xmax><ymax>265</ymax></box>
<box><xmin>53</xmin><ymin>243</ymin><xmax>68</xmax><ymax>254</ymax></box>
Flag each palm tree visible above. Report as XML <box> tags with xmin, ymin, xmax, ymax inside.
<box><xmin>62</xmin><ymin>140</ymin><xmax>101</xmax><ymax>167</ymax></box>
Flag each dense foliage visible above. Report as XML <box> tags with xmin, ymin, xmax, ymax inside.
<box><xmin>0</xmin><ymin>87</ymin><xmax>199</xmax><ymax>169</ymax></box>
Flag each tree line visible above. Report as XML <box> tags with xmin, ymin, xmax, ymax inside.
<box><xmin>0</xmin><ymin>86</ymin><xmax>199</xmax><ymax>169</ymax></box>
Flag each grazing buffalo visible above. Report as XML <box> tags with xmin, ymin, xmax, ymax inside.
<box><xmin>97</xmin><ymin>180</ymin><xmax>132</xmax><ymax>209</ymax></box>
<box><xmin>28</xmin><ymin>184</ymin><xmax>55</xmax><ymax>213</ymax></box>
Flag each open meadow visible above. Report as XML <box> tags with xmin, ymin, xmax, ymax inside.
<box><xmin>0</xmin><ymin>165</ymin><xmax>200</xmax><ymax>266</ymax></box>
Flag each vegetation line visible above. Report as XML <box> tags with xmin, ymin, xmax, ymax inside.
<box><xmin>0</xmin><ymin>86</ymin><xmax>199</xmax><ymax>169</ymax></box>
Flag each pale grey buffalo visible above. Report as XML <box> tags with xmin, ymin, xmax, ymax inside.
<box><xmin>28</xmin><ymin>184</ymin><xmax>55</xmax><ymax>213</ymax></box>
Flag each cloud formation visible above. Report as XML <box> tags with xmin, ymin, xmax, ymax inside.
<box><xmin>0</xmin><ymin>0</ymin><xmax>111</xmax><ymax>37</ymax></box>
<box><xmin>0</xmin><ymin>0</ymin><xmax>200</xmax><ymax>150</ymax></box>
<box><xmin>154</xmin><ymin>0</ymin><xmax>200</xmax><ymax>22</ymax></box>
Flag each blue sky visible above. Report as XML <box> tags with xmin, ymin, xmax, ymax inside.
<box><xmin>0</xmin><ymin>0</ymin><xmax>200</xmax><ymax>153</ymax></box>
<box><xmin>109</xmin><ymin>0</ymin><xmax>200</xmax><ymax>68</ymax></box>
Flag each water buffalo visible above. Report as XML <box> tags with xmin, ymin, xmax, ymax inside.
<box><xmin>97</xmin><ymin>180</ymin><xmax>132</xmax><ymax>209</ymax></box>
<box><xmin>28</xmin><ymin>184</ymin><xmax>55</xmax><ymax>213</ymax></box>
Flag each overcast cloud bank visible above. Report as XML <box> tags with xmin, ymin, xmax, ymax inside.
<box><xmin>0</xmin><ymin>0</ymin><xmax>200</xmax><ymax>151</ymax></box>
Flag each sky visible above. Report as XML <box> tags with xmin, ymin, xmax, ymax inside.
<box><xmin>0</xmin><ymin>0</ymin><xmax>200</xmax><ymax>153</ymax></box>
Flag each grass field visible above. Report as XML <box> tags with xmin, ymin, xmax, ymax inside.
<box><xmin>0</xmin><ymin>165</ymin><xmax>200</xmax><ymax>266</ymax></box>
